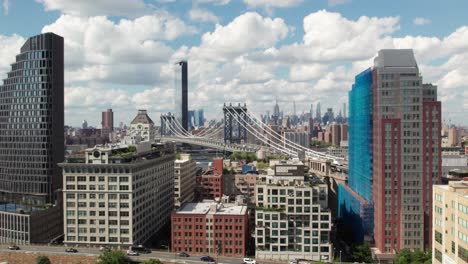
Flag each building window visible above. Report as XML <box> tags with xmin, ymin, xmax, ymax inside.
<box><xmin>435</xmin><ymin>230</ymin><xmax>442</xmax><ymax>244</ymax></box>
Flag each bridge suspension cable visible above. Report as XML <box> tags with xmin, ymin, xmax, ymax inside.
<box><xmin>224</xmin><ymin>107</ymin><xmax>298</xmax><ymax>157</ymax></box>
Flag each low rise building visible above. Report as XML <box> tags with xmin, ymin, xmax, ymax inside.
<box><xmin>433</xmin><ymin>181</ymin><xmax>468</xmax><ymax>263</ymax></box>
<box><xmin>171</xmin><ymin>201</ymin><xmax>249</xmax><ymax>257</ymax></box>
<box><xmin>175</xmin><ymin>154</ymin><xmax>197</xmax><ymax>208</ymax></box>
<box><xmin>255</xmin><ymin>160</ymin><xmax>332</xmax><ymax>262</ymax></box>
<box><xmin>60</xmin><ymin>142</ymin><xmax>175</xmax><ymax>247</ymax></box>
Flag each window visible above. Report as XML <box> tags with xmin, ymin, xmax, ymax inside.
<box><xmin>435</xmin><ymin>230</ymin><xmax>442</xmax><ymax>244</ymax></box>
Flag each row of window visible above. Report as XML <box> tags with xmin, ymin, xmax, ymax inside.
<box><xmin>66</xmin><ymin>193</ymin><xmax>130</xmax><ymax>199</ymax></box>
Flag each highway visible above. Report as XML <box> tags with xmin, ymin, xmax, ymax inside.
<box><xmin>0</xmin><ymin>245</ymin><xmax>269</xmax><ymax>264</ymax></box>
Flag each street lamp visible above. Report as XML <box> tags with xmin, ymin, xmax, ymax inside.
<box><xmin>339</xmin><ymin>250</ymin><xmax>342</xmax><ymax>264</ymax></box>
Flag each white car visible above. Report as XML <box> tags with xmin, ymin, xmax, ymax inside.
<box><xmin>243</xmin><ymin>258</ymin><xmax>256</xmax><ymax>264</ymax></box>
<box><xmin>127</xmin><ymin>250</ymin><xmax>139</xmax><ymax>256</ymax></box>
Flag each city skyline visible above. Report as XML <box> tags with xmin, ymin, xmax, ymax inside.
<box><xmin>0</xmin><ymin>1</ymin><xmax>467</xmax><ymax>126</ymax></box>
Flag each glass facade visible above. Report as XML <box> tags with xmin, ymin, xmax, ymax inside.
<box><xmin>338</xmin><ymin>68</ymin><xmax>373</xmax><ymax>242</ymax></box>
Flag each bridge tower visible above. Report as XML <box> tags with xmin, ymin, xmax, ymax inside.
<box><xmin>223</xmin><ymin>103</ymin><xmax>247</xmax><ymax>144</ymax></box>
<box><xmin>160</xmin><ymin>113</ymin><xmax>176</xmax><ymax>136</ymax></box>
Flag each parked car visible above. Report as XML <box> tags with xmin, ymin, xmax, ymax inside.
<box><xmin>243</xmin><ymin>258</ymin><xmax>256</xmax><ymax>264</ymax></box>
<box><xmin>130</xmin><ymin>245</ymin><xmax>151</xmax><ymax>254</ymax></box>
<box><xmin>65</xmin><ymin>248</ymin><xmax>78</xmax><ymax>253</ymax></box>
<box><xmin>178</xmin><ymin>252</ymin><xmax>190</xmax><ymax>257</ymax></box>
<box><xmin>127</xmin><ymin>250</ymin><xmax>139</xmax><ymax>256</ymax></box>
<box><xmin>200</xmin><ymin>256</ymin><xmax>215</xmax><ymax>262</ymax></box>
<box><xmin>99</xmin><ymin>246</ymin><xmax>110</xmax><ymax>252</ymax></box>
<box><xmin>8</xmin><ymin>245</ymin><xmax>20</xmax><ymax>250</ymax></box>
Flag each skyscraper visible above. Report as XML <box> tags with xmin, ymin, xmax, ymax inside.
<box><xmin>372</xmin><ymin>50</ymin><xmax>440</xmax><ymax>253</ymax></box>
<box><xmin>316</xmin><ymin>102</ymin><xmax>321</xmax><ymax>123</ymax></box>
<box><xmin>174</xmin><ymin>61</ymin><xmax>188</xmax><ymax>131</ymax></box>
<box><xmin>0</xmin><ymin>33</ymin><xmax>64</xmax><ymax>243</ymax></box>
<box><xmin>339</xmin><ymin>50</ymin><xmax>441</xmax><ymax>254</ymax></box>
<box><xmin>101</xmin><ymin>108</ymin><xmax>113</xmax><ymax>137</ymax></box>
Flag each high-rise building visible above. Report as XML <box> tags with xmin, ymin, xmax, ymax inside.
<box><xmin>175</xmin><ymin>61</ymin><xmax>188</xmax><ymax>131</ymax></box>
<box><xmin>0</xmin><ymin>33</ymin><xmax>64</xmax><ymax>244</ymax></box>
<box><xmin>316</xmin><ymin>102</ymin><xmax>322</xmax><ymax>123</ymax></box>
<box><xmin>284</xmin><ymin>131</ymin><xmax>310</xmax><ymax>148</ymax></box>
<box><xmin>193</xmin><ymin>109</ymin><xmax>204</xmax><ymax>127</ymax></box>
<box><xmin>174</xmin><ymin>154</ymin><xmax>197</xmax><ymax>208</ymax></box>
<box><xmin>339</xmin><ymin>50</ymin><xmax>441</xmax><ymax>255</ymax></box>
<box><xmin>187</xmin><ymin>110</ymin><xmax>195</xmax><ymax>129</ymax></box>
<box><xmin>255</xmin><ymin>160</ymin><xmax>332</xmax><ymax>261</ymax></box>
<box><xmin>198</xmin><ymin>159</ymin><xmax>224</xmax><ymax>201</ymax></box>
<box><xmin>61</xmin><ymin>142</ymin><xmax>175</xmax><ymax>246</ymax></box>
<box><xmin>448</xmin><ymin>126</ymin><xmax>462</xmax><ymax>147</ymax></box>
<box><xmin>432</xmin><ymin>181</ymin><xmax>468</xmax><ymax>264</ymax></box>
<box><xmin>101</xmin><ymin>109</ymin><xmax>113</xmax><ymax>137</ymax></box>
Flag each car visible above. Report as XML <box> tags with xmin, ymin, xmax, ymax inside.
<box><xmin>99</xmin><ymin>246</ymin><xmax>111</xmax><ymax>252</ymax></box>
<box><xmin>65</xmin><ymin>248</ymin><xmax>78</xmax><ymax>253</ymax></box>
<box><xmin>243</xmin><ymin>258</ymin><xmax>256</xmax><ymax>264</ymax></box>
<box><xmin>127</xmin><ymin>250</ymin><xmax>139</xmax><ymax>256</ymax></box>
<box><xmin>178</xmin><ymin>252</ymin><xmax>190</xmax><ymax>257</ymax></box>
<box><xmin>8</xmin><ymin>245</ymin><xmax>20</xmax><ymax>250</ymax></box>
<box><xmin>130</xmin><ymin>245</ymin><xmax>151</xmax><ymax>254</ymax></box>
<box><xmin>200</xmin><ymin>256</ymin><xmax>215</xmax><ymax>262</ymax></box>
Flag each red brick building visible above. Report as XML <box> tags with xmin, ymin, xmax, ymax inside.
<box><xmin>197</xmin><ymin>158</ymin><xmax>224</xmax><ymax>200</ymax></box>
<box><xmin>171</xmin><ymin>202</ymin><xmax>249</xmax><ymax>257</ymax></box>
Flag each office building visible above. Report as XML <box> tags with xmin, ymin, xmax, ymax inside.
<box><xmin>171</xmin><ymin>201</ymin><xmax>249</xmax><ymax>257</ymax></box>
<box><xmin>175</xmin><ymin>154</ymin><xmax>197</xmax><ymax>208</ymax></box>
<box><xmin>255</xmin><ymin>160</ymin><xmax>332</xmax><ymax>261</ymax></box>
<box><xmin>101</xmin><ymin>109</ymin><xmax>113</xmax><ymax>137</ymax></box>
<box><xmin>448</xmin><ymin>127</ymin><xmax>462</xmax><ymax>147</ymax></box>
<box><xmin>175</xmin><ymin>61</ymin><xmax>188</xmax><ymax>131</ymax></box>
<box><xmin>433</xmin><ymin>181</ymin><xmax>468</xmax><ymax>263</ymax></box>
<box><xmin>129</xmin><ymin>110</ymin><xmax>155</xmax><ymax>142</ymax></box>
<box><xmin>0</xmin><ymin>33</ymin><xmax>64</xmax><ymax>244</ymax></box>
<box><xmin>60</xmin><ymin>142</ymin><xmax>175</xmax><ymax>246</ymax></box>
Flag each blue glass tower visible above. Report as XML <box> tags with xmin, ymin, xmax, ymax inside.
<box><xmin>338</xmin><ymin>68</ymin><xmax>374</xmax><ymax>242</ymax></box>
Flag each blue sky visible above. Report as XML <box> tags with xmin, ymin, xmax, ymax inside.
<box><xmin>0</xmin><ymin>0</ymin><xmax>467</xmax><ymax>126</ymax></box>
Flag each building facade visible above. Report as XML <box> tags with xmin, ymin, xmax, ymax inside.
<box><xmin>0</xmin><ymin>33</ymin><xmax>64</xmax><ymax>244</ymax></box>
<box><xmin>101</xmin><ymin>109</ymin><xmax>113</xmax><ymax>137</ymax></box>
<box><xmin>255</xmin><ymin>160</ymin><xmax>332</xmax><ymax>262</ymax></box>
<box><xmin>283</xmin><ymin>132</ymin><xmax>309</xmax><ymax>148</ymax></box>
<box><xmin>198</xmin><ymin>159</ymin><xmax>224</xmax><ymax>201</ymax></box>
<box><xmin>433</xmin><ymin>181</ymin><xmax>468</xmax><ymax>263</ymax></box>
<box><xmin>171</xmin><ymin>201</ymin><xmax>249</xmax><ymax>257</ymax></box>
<box><xmin>372</xmin><ymin>50</ymin><xmax>441</xmax><ymax>253</ymax></box>
<box><xmin>175</xmin><ymin>154</ymin><xmax>196</xmax><ymax>208</ymax></box>
<box><xmin>129</xmin><ymin>110</ymin><xmax>155</xmax><ymax>142</ymax></box>
<box><xmin>175</xmin><ymin>61</ymin><xmax>188</xmax><ymax>131</ymax></box>
<box><xmin>60</xmin><ymin>143</ymin><xmax>175</xmax><ymax>246</ymax></box>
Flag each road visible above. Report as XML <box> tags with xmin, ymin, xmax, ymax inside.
<box><xmin>0</xmin><ymin>245</ymin><xmax>273</xmax><ymax>264</ymax></box>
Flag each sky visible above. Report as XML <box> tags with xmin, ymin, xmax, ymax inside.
<box><xmin>0</xmin><ymin>0</ymin><xmax>467</xmax><ymax>127</ymax></box>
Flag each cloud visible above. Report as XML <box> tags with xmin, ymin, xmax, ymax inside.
<box><xmin>413</xmin><ymin>17</ymin><xmax>431</xmax><ymax>26</ymax></box>
<box><xmin>190</xmin><ymin>12</ymin><xmax>289</xmax><ymax>61</ymax></box>
<box><xmin>195</xmin><ymin>0</ymin><xmax>230</xmax><ymax>5</ymax></box>
<box><xmin>189</xmin><ymin>8</ymin><xmax>219</xmax><ymax>23</ymax></box>
<box><xmin>36</xmin><ymin>0</ymin><xmax>151</xmax><ymax>17</ymax></box>
<box><xmin>243</xmin><ymin>0</ymin><xmax>303</xmax><ymax>8</ymax></box>
<box><xmin>328</xmin><ymin>0</ymin><xmax>351</xmax><ymax>7</ymax></box>
<box><xmin>0</xmin><ymin>34</ymin><xmax>25</xmax><ymax>78</ymax></box>
<box><xmin>2</xmin><ymin>0</ymin><xmax>9</xmax><ymax>15</ymax></box>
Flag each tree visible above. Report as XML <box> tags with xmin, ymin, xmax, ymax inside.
<box><xmin>141</xmin><ymin>259</ymin><xmax>161</xmax><ymax>264</ymax></box>
<box><xmin>36</xmin><ymin>256</ymin><xmax>51</xmax><ymax>264</ymax></box>
<box><xmin>394</xmin><ymin>249</ymin><xmax>431</xmax><ymax>264</ymax></box>
<box><xmin>351</xmin><ymin>242</ymin><xmax>373</xmax><ymax>263</ymax></box>
<box><xmin>96</xmin><ymin>250</ymin><xmax>130</xmax><ymax>264</ymax></box>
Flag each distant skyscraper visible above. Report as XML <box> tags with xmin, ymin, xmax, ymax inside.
<box><xmin>0</xmin><ymin>33</ymin><xmax>64</xmax><ymax>243</ymax></box>
<box><xmin>187</xmin><ymin>110</ymin><xmax>195</xmax><ymax>129</ymax></box>
<box><xmin>316</xmin><ymin>102</ymin><xmax>322</xmax><ymax>123</ymax></box>
<box><xmin>101</xmin><ymin>108</ymin><xmax>113</xmax><ymax>137</ymax></box>
<box><xmin>82</xmin><ymin>120</ymin><xmax>88</xmax><ymax>129</ymax></box>
<box><xmin>175</xmin><ymin>61</ymin><xmax>188</xmax><ymax>131</ymax></box>
<box><xmin>310</xmin><ymin>103</ymin><xmax>314</xmax><ymax>120</ymax></box>
<box><xmin>343</xmin><ymin>103</ymin><xmax>347</xmax><ymax>120</ymax></box>
<box><xmin>273</xmin><ymin>97</ymin><xmax>280</xmax><ymax>118</ymax></box>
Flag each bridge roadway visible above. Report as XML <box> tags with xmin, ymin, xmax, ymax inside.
<box><xmin>0</xmin><ymin>244</ymin><xmax>283</xmax><ymax>264</ymax></box>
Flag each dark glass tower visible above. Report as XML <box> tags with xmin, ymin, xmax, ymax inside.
<box><xmin>174</xmin><ymin>61</ymin><xmax>188</xmax><ymax>131</ymax></box>
<box><xmin>0</xmin><ymin>33</ymin><xmax>64</xmax><ymax>204</ymax></box>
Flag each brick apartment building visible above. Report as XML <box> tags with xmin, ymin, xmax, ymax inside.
<box><xmin>171</xmin><ymin>201</ymin><xmax>249</xmax><ymax>257</ymax></box>
<box><xmin>197</xmin><ymin>159</ymin><xmax>224</xmax><ymax>200</ymax></box>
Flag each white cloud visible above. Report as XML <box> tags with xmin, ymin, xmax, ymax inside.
<box><xmin>413</xmin><ymin>17</ymin><xmax>431</xmax><ymax>26</ymax></box>
<box><xmin>36</xmin><ymin>0</ymin><xmax>151</xmax><ymax>17</ymax></box>
<box><xmin>190</xmin><ymin>12</ymin><xmax>289</xmax><ymax>61</ymax></box>
<box><xmin>328</xmin><ymin>0</ymin><xmax>351</xmax><ymax>7</ymax></box>
<box><xmin>189</xmin><ymin>8</ymin><xmax>219</xmax><ymax>23</ymax></box>
<box><xmin>195</xmin><ymin>0</ymin><xmax>230</xmax><ymax>5</ymax></box>
<box><xmin>0</xmin><ymin>34</ymin><xmax>25</xmax><ymax>78</ymax></box>
<box><xmin>2</xmin><ymin>0</ymin><xmax>9</xmax><ymax>15</ymax></box>
<box><xmin>243</xmin><ymin>0</ymin><xmax>303</xmax><ymax>8</ymax></box>
<box><xmin>289</xmin><ymin>64</ymin><xmax>328</xmax><ymax>82</ymax></box>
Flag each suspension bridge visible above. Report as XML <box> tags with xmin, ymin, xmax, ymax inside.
<box><xmin>159</xmin><ymin>103</ymin><xmax>344</xmax><ymax>164</ymax></box>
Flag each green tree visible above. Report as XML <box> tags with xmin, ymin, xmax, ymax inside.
<box><xmin>351</xmin><ymin>242</ymin><xmax>373</xmax><ymax>263</ymax></box>
<box><xmin>36</xmin><ymin>256</ymin><xmax>51</xmax><ymax>264</ymax></box>
<box><xmin>394</xmin><ymin>249</ymin><xmax>431</xmax><ymax>264</ymax></box>
<box><xmin>141</xmin><ymin>259</ymin><xmax>162</xmax><ymax>264</ymax></box>
<box><xmin>96</xmin><ymin>250</ymin><xmax>130</xmax><ymax>264</ymax></box>
<box><xmin>175</xmin><ymin>153</ymin><xmax>181</xmax><ymax>160</ymax></box>
<box><xmin>127</xmin><ymin>145</ymin><xmax>137</xmax><ymax>152</ymax></box>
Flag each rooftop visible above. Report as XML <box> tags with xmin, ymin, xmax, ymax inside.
<box><xmin>374</xmin><ymin>49</ymin><xmax>418</xmax><ymax>68</ymax></box>
<box><xmin>176</xmin><ymin>201</ymin><xmax>247</xmax><ymax>215</ymax></box>
<box><xmin>131</xmin><ymin>110</ymin><xmax>154</xmax><ymax>125</ymax></box>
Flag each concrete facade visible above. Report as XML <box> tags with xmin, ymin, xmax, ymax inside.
<box><xmin>175</xmin><ymin>154</ymin><xmax>197</xmax><ymax>208</ymax></box>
